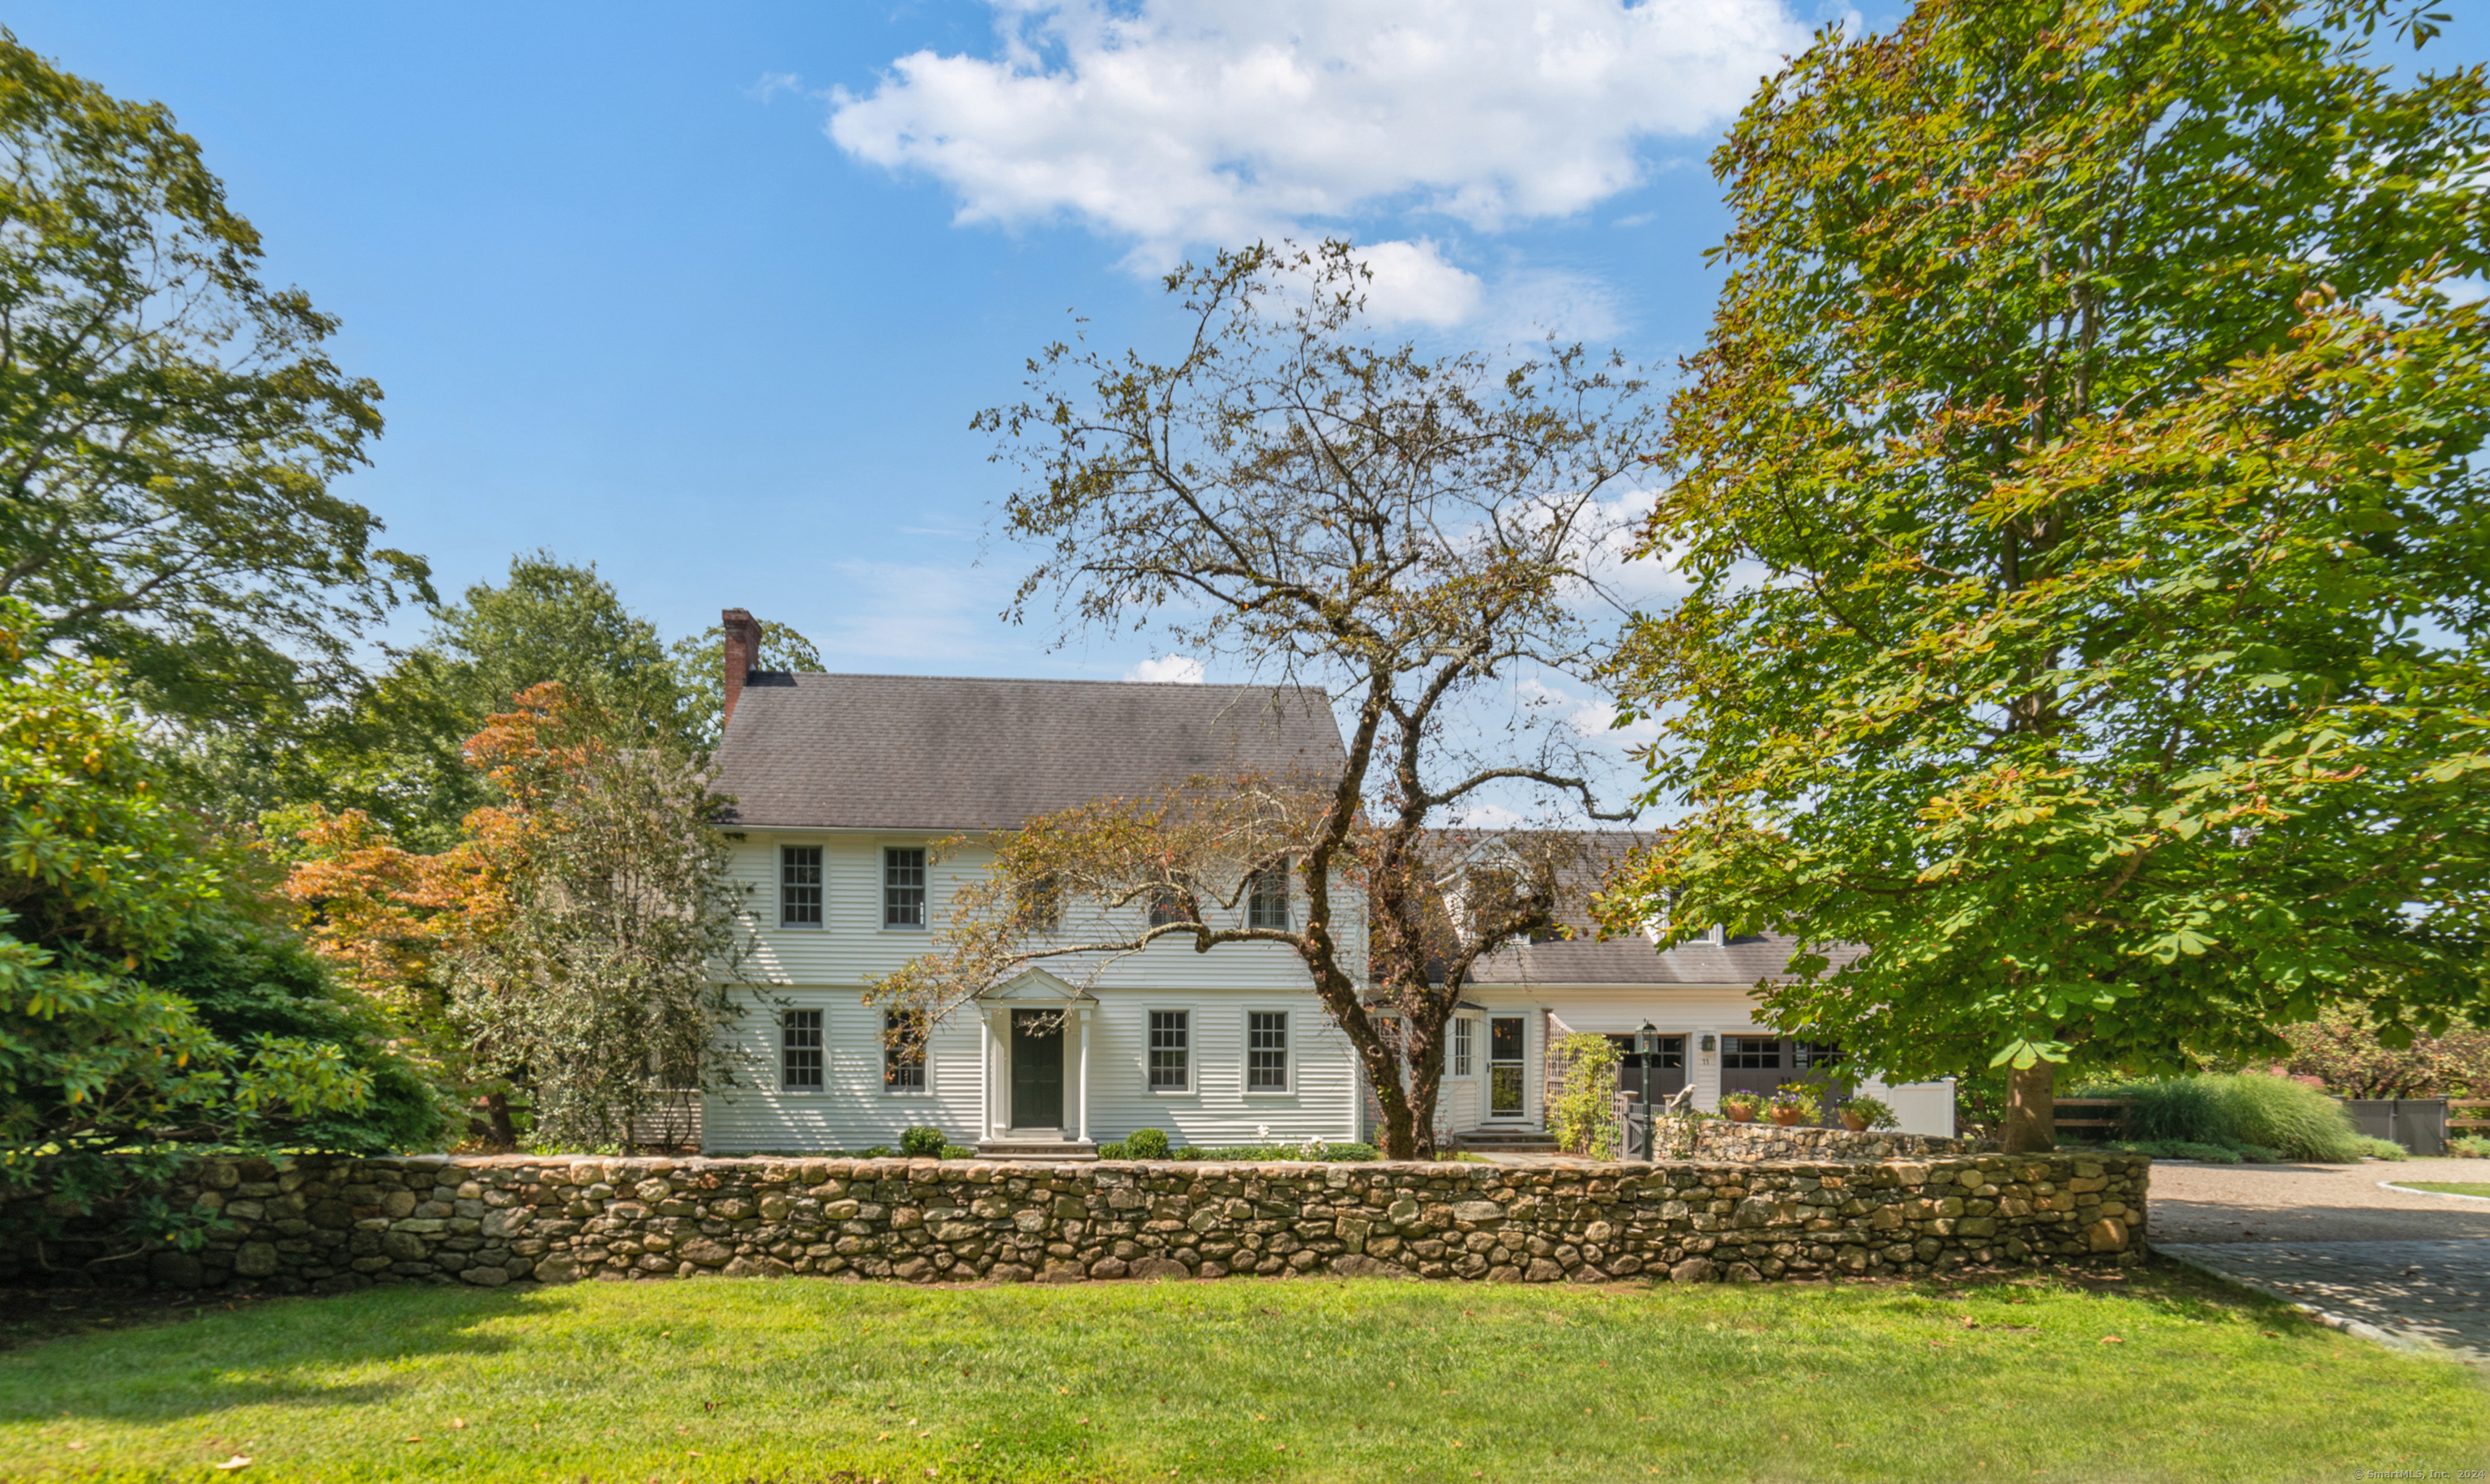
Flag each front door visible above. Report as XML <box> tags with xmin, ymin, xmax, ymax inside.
<box><xmin>1487</xmin><ymin>1015</ymin><xmax>1527</xmax><ymax>1119</ymax></box>
<box><xmin>1010</xmin><ymin>1009</ymin><xmax>1064</xmax><ymax>1131</ymax></box>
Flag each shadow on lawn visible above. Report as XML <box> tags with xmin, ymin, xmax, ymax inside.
<box><xmin>0</xmin><ymin>1284</ymin><xmax>535</xmax><ymax>1422</ymax></box>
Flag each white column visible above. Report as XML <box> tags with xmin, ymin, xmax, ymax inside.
<box><xmin>978</xmin><ymin>1009</ymin><xmax>994</xmax><ymax>1143</ymax></box>
<box><xmin>1076</xmin><ymin>1003</ymin><xmax>1091</xmax><ymax>1144</ymax></box>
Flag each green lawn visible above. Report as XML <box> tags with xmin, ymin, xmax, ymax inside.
<box><xmin>0</xmin><ymin>1265</ymin><xmax>2482</xmax><ymax>1482</ymax></box>
<box><xmin>2390</xmin><ymin>1182</ymin><xmax>2490</xmax><ymax>1199</ymax></box>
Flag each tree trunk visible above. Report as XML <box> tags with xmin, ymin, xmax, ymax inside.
<box><xmin>2002</xmin><ymin>1060</ymin><xmax>2056</xmax><ymax>1153</ymax></box>
<box><xmin>474</xmin><ymin>1092</ymin><xmax>519</xmax><ymax>1152</ymax></box>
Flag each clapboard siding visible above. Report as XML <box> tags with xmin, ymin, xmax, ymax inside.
<box><xmin>707</xmin><ymin>838</ymin><xmax>1366</xmax><ymax>1153</ymax></box>
<box><xmin>701</xmin><ymin>989</ymin><xmax>985</xmax><ymax>1154</ymax></box>
<box><xmin>728</xmin><ymin>836</ymin><xmax>1363</xmax><ymax>993</ymax></box>
<box><xmin>702</xmin><ymin>986</ymin><xmax>1358</xmax><ymax>1152</ymax></box>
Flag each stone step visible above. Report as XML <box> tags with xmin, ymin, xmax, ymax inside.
<box><xmin>973</xmin><ymin>1140</ymin><xmax>1099</xmax><ymax>1161</ymax></box>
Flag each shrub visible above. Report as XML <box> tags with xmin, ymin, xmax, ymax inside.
<box><xmin>1125</xmin><ymin>1127</ymin><xmax>1172</xmax><ymax>1161</ymax></box>
<box><xmin>2109</xmin><ymin>1138</ymin><xmax>2242</xmax><ymax>1163</ymax></box>
<box><xmin>1185</xmin><ymin>1141</ymin><xmax>1379</xmax><ymax>1162</ymax></box>
<box><xmin>898</xmin><ymin>1126</ymin><xmax>949</xmax><ymax>1158</ymax></box>
<box><xmin>2358</xmin><ymin>1137</ymin><xmax>2407</xmax><ymax>1161</ymax></box>
<box><xmin>857</xmin><ymin>1146</ymin><xmax>895</xmax><ymax>1159</ymax></box>
<box><xmin>939</xmin><ymin>1144</ymin><xmax>974</xmax><ymax>1161</ymax></box>
<box><xmin>2086</xmin><ymin>1072</ymin><xmax>2367</xmax><ymax>1162</ymax></box>
<box><xmin>1097</xmin><ymin>1141</ymin><xmax>1129</xmax><ymax>1160</ymax></box>
<box><xmin>2451</xmin><ymin>1134</ymin><xmax>2490</xmax><ymax>1159</ymax></box>
<box><xmin>2212</xmin><ymin>1073</ymin><xmax>2367</xmax><ymax>1162</ymax></box>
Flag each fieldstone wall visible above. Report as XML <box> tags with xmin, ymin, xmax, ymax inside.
<box><xmin>2</xmin><ymin>1151</ymin><xmax>2146</xmax><ymax>1294</ymax></box>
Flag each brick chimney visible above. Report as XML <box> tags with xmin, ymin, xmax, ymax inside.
<box><xmin>720</xmin><ymin>607</ymin><xmax>762</xmax><ymax>732</ymax></box>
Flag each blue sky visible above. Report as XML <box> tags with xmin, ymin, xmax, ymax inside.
<box><xmin>13</xmin><ymin>2</ymin><xmax>2484</xmax><ymax>699</ymax></box>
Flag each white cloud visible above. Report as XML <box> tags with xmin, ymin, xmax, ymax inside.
<box><xmin>1124</xmin><ymin>654</ymin><xmax>1207</xmax><ymax>683</ymax></box>
<box><xmin>828</xmin><ymin>1</ymin><xmax>1805</xmax><ymax>272</ymax></box>
<box><xmin>1345</xmin><ymin>239</ymin><xmax>1484</xmax><ymax>330</ymax></box>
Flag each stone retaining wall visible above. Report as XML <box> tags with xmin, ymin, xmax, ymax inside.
<box><xmin>2</xmin><ymin>1152</ymin><xmax>2146</xmax><ymax>1294</ymax></box>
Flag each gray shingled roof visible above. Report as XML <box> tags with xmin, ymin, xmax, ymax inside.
<box><xmin>713</xmin><ymin>674</ymin><xmax>1345</xmax><ymax>832</ymax></box>
<box><xmin>1444</xmin><ymin>828</ymin><xmax>1852</xmax><ymax>986</ymax></box>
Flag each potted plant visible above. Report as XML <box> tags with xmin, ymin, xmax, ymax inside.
<box><xmin>1838</xmin><ymin>1093</ymin><xmax>1896</xmax><ymax>1132</ymax></box>
<box><xmin>1719</xmin><ymin>1091</ymin><xmax>1762</xmax><ymax>1123</ymax></box>
<box><xmin>1766</xmin><ymin>1085</ymin><xmax>1820</xmax><ymax>1127</ymax></box>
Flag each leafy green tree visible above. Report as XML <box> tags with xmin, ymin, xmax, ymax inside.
<box><xmin>671</xmin><ymin>617</ymin><xmax>824</xmax><ymax>748</ymax></box>
<box><xmin>0</xmin><ymin>601</ymin><xmax>374</xmax><ymax>1230</ymax></box>
<box><xmin>217</xmin><ymin>551</ymin><xmax>705</xmax><ymax>850</ymax></box>
<box><xmin>1598</xmin><ymin>0</ymin><xmax>2490</xmax><ymax>1151</ymax></box>
<box><xmin>147</xmin><ymin>914</ymin><xmax>452</xmax><ymax>1156</ymax></box>
<box><xmin>0</xmin><ymin>33</ymin><xmax>429</xmax><ymax>734</ymax></box>
<box><xmin>443</xmin><ymin>684</ymin><xmax>754</xmax><ymax>1151</ymax></box>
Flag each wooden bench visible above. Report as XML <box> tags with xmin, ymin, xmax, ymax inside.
<box><xmin>2054</xmin><ymin>1097</ymin><xmax>2129</xmax><ymax>1133</ymax></box>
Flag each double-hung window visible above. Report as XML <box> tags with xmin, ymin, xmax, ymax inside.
<box><xmin>780</xmin><ymin>845</ymin><xmax>823</xmax><ymax>927</ymax></box>
<box><xmin>781</xmin><ymin>1009</ymin><xmax>824</xmax><ymax>1091</ymax></box>
<box><xmin>1246</xmin><ymin>866</ymin><xmax>1290</xmax><ymax>930</ymax></box>
<box><xmin>1451</xmin><ymin>1017</ymin><xmax>1474</xmax><ymax>1077</ymax></box>
<box><xmin>883</xmin><ymin>847</ymin><xmax>926</xmax><ymax>928</ymax></box>
<box><xmin>1246</xmin><ymin>1011</ymin><xmax>1289</xmax><ymax>1092</ymax></box>
<box><xmin>1148</xmin><ymin>1011</ymin><xmax>1190</xmax><ymax>1090</ymax></box>
<box><xmin>1147</xmin><ymin>892</ymin><xmax>1192</xmax><ymax>927</ymax></box>
<box><xmin>884</xmin><ymin>1010</ymin><xmax>927</xmax><ymax>1091</ymax></box>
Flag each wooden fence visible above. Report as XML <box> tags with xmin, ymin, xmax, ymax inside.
<box><xmin>2451</xmin><ymin>1099</ymin><xmax>2490</xmax><ymax>1134</ymax></box>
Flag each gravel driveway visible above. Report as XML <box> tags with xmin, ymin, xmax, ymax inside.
<box><xmin>2148</xmin><ymin>1157</ymin><xmax>2490</xmax><ymax>1365</ymax></box>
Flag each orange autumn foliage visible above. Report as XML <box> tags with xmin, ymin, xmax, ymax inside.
<box><xmin>283</xmin><ymin>684</ymin><xmax>599</xmax><ymax>1016</ymax></box>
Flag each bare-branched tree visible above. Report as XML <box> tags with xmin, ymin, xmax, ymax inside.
<box><xmin>873</xmin><ymin>242</ymin><xmax>1654</xmax><ymax>1158</ymax></box>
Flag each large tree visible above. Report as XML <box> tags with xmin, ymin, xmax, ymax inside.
<box><xmin>1597</xmin><ymin>0</ymin><xmax>2490</xmax><ymax>1151</ymax></box>
<box><xmin>0</xmin><ymin>33</ymin><xmax>429</xmax><ymax>733</ymax></box>
<box><xmin>876</xmin><ymin>242</ymin><xmax>1652</xmax><ymax>1159</ymax></box>
<box><xmin>285</xmin><ymin>683</ymin><xmax>755</xmax><ymax>1150</ymax></box>
<box><xmin>0</xmin><ymin>600</ymin><xmax>378</xmax><ymax>1232</ymax></box>
<box><xmin>229</xmin><ymin>551</ymin><xmax>737</xmax><ymax>851</ymax></box>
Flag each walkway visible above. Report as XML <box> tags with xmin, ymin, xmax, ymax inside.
<box><xmin>2148</xmin><ymin>1158</ymin><xmax>2490</xmax><ymax>1366</ymax></box>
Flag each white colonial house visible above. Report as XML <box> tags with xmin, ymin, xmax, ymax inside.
<box><xmin>701</xmin><ymin>612</ymin><xmax>1362</xmax><ymax>1157</ymax></box>
<box><xmin>698</xmin><ymin>610</ymin><xmax>1951</xmax><ymax>1157</ymax></box>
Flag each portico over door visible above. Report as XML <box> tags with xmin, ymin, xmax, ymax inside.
<box><xmin>975</xmin><ymin>967</ymin><xmax>1097</xmax><ymax>1146</ymax></box>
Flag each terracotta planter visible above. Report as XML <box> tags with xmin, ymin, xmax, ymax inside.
<box><xmin>1724</xmin><ymin>1104</ymin><xmax>1757</xmax><ymax>1123</ymax></box>
<box><xmin>1769</xmin><ymin>1106</ymin><xmax>1807</xmax><ymax>1127</ymax></box>
<box><xmin>1840</xmin><ymin>1112</ymin><xmax>1871</xmax><ymax>1132</ymax></box>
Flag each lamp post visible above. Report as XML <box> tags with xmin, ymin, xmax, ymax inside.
<box><xmin>1636</xmin><ymin>1021</ymin><xmax>1658</xmax><ymax>1161</ymax></box>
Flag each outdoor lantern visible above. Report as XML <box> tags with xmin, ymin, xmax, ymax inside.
<box><xmin>1699</xmin><ymin>1033</ymin><xmax>1717</xmax><ymax>1054</ymax></box>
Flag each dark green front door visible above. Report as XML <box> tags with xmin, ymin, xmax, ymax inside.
<box><xmin>1011</xmin><ymin>1009</ymin><xmax>1064</xmax><ymax>1130</ymax></box>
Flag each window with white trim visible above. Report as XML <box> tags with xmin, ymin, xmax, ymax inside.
<box><xmin>883</xmin><ymin>1009</ymin><xmax>927</xmax><ymax>1091</ymax></box>
<box><xmin>1452</xmin><ymin>1016</ymin><xmax>1474</xmax><ymax>1077</ymax></box>
<box><xmin>1148</xmin><ymin>892</ymin><xmax>1192</xmax><ymax>927</ymax></box>
<box><xmin>781</xmin><ymin>1009</ymin><xmax>824</xmax><ymax>1090</ymax></box>
<box><xmin>1246</xmin><ymin>866</ymin><xmax>1290</xmax><ymax>929</ymax></box>
<box><xmin>883</xmin><ymin>847</ymin><xmax>926</xmax><ymax>928</ymax></box>
<box><xmin>780</xmin><ymin>845</ymin><xmax>823</xmax><ymax>927</ymax></box>
<box><xmin>1246</xmin><ymin>1011</ymin><xmax>1289</xmax><ymax>1091</ymax></box>
<box><xmin>1148</xmin><ymin>1010</ymin><xmax>1189</xmax><ymax>1090</ymax></box>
